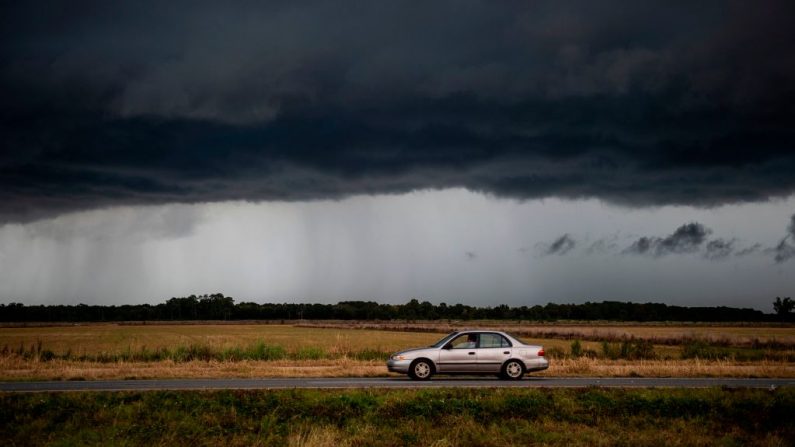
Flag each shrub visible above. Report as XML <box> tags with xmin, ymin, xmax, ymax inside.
<box><xmin>350</xmin><ymin>349</ymin><xmax>390</xmax><ymax>361</ymax></box>
<box><xmin>570</xmin><ymin>340</ymin><xmax>583</xmax><ymax>358</ymax></box>
<box><xmin>601</xmin><ymin>338</ymin><xmax>656</xmax><ymax>360</ymax></box>
<box><xmin>295</xmin><ymin>347</ymin><xmax>326</xmax><ymax>360</ymax></box>
<box><xmin>682</xmin><ymin>341</ymin><xmax>719</xmax><ymax>360</ymax></box>
<box><xmin>250</xmin><ymin>343</ymin><xmax>286</xmax><ymax>361</ymax></box>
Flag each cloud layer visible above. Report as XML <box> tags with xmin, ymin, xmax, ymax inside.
<box><xmin>539</xmin><ymin>234</ymin><xmax>577</xmax><ymax>256</ymax></box>
<box><xmin>2</xmin><ymin>1</ymin><xmax>795</xmax><ymax>221</ymax></box>
<box><xmin>624</xmin><ymin>223</ymin><xmax>711</xmax><ymax>257</ymax></box>
<box><xmin>774</xmin><ymin>214</ymin><xmax>795</xmax><ymax>263</ymax></box>
<box><xmin>539</xmin><ymin>213</ymin><xmax>795</xmax><ymax>263</ymax></box>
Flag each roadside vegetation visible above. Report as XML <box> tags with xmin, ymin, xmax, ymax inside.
<box><xmin>5</xmin><ymin>337</ymin><xmax>794</xmax><ymax>365</ymax></box>
<box><xmin>0</xmin><ymin>324</ymin><xmax>793</xmax><ymax>381</ymax></box>
<box><xmin>296</xmin><ymin>321</ymin><xmax>795</xmax><ymax>349</ymax></box>
<box><xmin>1</xmin><ymin>340</ymin><xmax>387</xmax><ymax>363</ymax></box>
<box><xmin>1</xmin><ymin>388</ymin><xmax>792</xmax><ymax>446</ymax></box>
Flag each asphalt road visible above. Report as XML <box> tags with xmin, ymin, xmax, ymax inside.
<box><xmin>1</xmin><ymin>377</ymin><xmax>793</xmax><ymax>392</ymax></box>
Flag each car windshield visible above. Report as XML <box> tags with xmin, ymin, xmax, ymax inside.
<box><xmin>430</xmin><ymin>332</ymin><xmax>459</xmax><ymax>348</ymax></box>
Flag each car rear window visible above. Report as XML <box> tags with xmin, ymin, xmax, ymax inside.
<box><xmin>479</xmin><ymin>333</ymin><xmax>511</xmax><ymax>348</ymax></box>
<box><xmin>506</xmin><ymin>332</ymin><xmax>531</xmax><ymax>345</ymax></box>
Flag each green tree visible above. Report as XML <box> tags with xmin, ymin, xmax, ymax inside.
<box><xmin>773</xmin><ymin>297</ymin><xmax>793</xmax><ymax>319</ymax></box>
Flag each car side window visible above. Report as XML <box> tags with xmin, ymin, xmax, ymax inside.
<box><xmin>449</xmin><ymin>333</ymin><xmax>478</xmax><ymax>349</ymax></box>
<box><xmin>479</xmin><ymin>333</ymin><xmax>509</xmax><ymax>348</ymax></box>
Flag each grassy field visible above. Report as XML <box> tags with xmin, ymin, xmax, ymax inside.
<box><xmin>296</xmin><ymin>321</ymin><xmax>795</xmax><ymax>347</ymax></box>
<box><xmin>0</xmin><ymin>324</ymin><xmax>440</xmax><ymax>355</ymax></box>
<box><xmin>1</xmin><ymin>323</ymin><xmax>793</xmax><ymax>380</ymax></box>
<box><xmin>4</xmin><ymin>323</ymin><xmax>795</xmax><ymax>354</ymax></box>
<box><xmin>1</xmin><ymin>388</ymin><xmax>792</xmax><ymax>446</ymax></box>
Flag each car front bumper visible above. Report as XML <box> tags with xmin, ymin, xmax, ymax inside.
<box><xmin>386</xmin><ymin>358</ymin><xmax>412</xmax><ymax>373</ymax></box>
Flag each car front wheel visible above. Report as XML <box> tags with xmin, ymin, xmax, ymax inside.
<box><xmin>408</xmin><ymin>359</ymin><xmax>433</xmax><ymax>380</ymax></box>
<box><xmin>501</xmin><ymin>360</ymin><xmax>525</xmax><ymax>380</ymax></box>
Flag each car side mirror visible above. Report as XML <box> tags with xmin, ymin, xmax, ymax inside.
<box><xmin>442</xmin><ymin>344</ymin><xmax>452</xmax><ymax>350</ymax></box>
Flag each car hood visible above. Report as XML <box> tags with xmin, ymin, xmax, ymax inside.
<box><xmin>394</xmin><ymin>346</ymin><xmax>435</xmax><ymax>356</ymax></box>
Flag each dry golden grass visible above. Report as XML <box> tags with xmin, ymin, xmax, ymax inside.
<box><xmin>288</xmin><ymin>426</ymin><xmax>349</xmax><ymax>447</ymax></box>
<box><xmin>0</xmin><ymin>357</ymin><xmax>389</xmax><ymax>381</ymax></box>
<box><xmin>0</xmin><ymin>324</ymin><xmax>441</xmax><ymax>356</ymax></box>
<box><xmin>0</xmin><ymin>323</ymin><xmax>765</xmax><ymax>359</ymax></box>
<box><xmin>1</xmin><ymin>323</ymin><xmax>793</xmax><ymax>381</ymax></box>
<box><xmin>547</xmin><ymin>357</ymin><xmax>795</xmax><ymax>377</ymax></box>
<box><xmin>0</xmin><ymin>323</ymin><xmax>684</xmax><ymax>362</ymax></box>
<box><xmin>1</xmin><ymin>355</ymin><xmax>792</xmax><ymax>381</ymax></box>
<box><xmin>297</xmin><ymin>321</ymin><xmax>795</xmax><ymax>347</ymax></box>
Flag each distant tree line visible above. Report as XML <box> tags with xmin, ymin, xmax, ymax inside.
<box><xmin>0</xmin><ymin>294</ymin><xmax>790</xmax><ymax>322</ymax></box>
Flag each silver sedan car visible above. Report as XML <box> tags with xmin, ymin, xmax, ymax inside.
<box><xmin>387</xmin><ymin>331</ymin><xmax>548</xmax><ymax>380</ymax></box>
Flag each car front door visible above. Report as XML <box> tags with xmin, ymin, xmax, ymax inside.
<box><xmin>437</xmin><ymin>333</ymin><xmax>478</xmax><ymax>372</ymax></box>
<box><xmin>475</xmin><ymin>333</ymin><xmax>512</xmax><ymax>372</ymax></box>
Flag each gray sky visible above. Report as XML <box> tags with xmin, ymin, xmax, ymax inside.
<box><xmin>2</xmin><ymin>2</ymin><xmax>795</xmax><ymax>310</ymax></box>
<box><xmin>1</xmin><ymin>189</ymin><xmax>792</xmax><ymax>310</ymax></box>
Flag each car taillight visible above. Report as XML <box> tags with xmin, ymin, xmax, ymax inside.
<box><xmin>537</xmin><ymin>348</ymin><xmax>545</xmax><ymax>357</ymax></box>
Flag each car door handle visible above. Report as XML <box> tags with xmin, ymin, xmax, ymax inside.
<box><xmin>468</xmin><ymin>352</ymin><xmax>475</xmax><ymax>355</ymax></box>
<box><xmin>503</xmin><ymin>351</ymin><xmax>510</xmax><ymax>354</ymax></box>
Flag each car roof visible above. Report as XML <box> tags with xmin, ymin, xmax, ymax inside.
<box><xmin>444</xmin><ymin>330</ymin><xmax>534</xmax><ymax>347</ymax></box>
<box><xmin>456</xmin><ymin>330</ymin><xmax>508</xmax><ymax>335</ymax></box>
<box><xmin>457</xmin><ymin>329</ymin><xmax>503</xmax><ymax>332</ymax></box>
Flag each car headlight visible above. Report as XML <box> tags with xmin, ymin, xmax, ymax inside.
<box><xmin>391</xmin><ymin>354</ymin><xmax>408</xmax><ymax>361</ymax></box>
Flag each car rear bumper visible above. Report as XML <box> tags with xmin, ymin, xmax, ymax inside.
<box><xmin>526</xmin><ymin>358</ymin><xmax>549</xmax><ymax>373</ymax></box>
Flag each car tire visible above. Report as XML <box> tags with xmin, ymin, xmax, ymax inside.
<box><xmin>408</xmin><ymin>359</ymin><xmax>434</xmax><ymax>381</ymax></box>
<box><xmin>501</xmin><ymin>360</ymin><xmax>525</xmax><ymax>380</ymax></box>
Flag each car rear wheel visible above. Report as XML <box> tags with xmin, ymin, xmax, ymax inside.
<box><xmin>501</xmin><ymin>360</ymin><xmax>525</xmax><ymax>380</ymax></box>
<box><xmin>408</xmin><ymin>359</ymin><xmax>433</xmax><ymax>380</ymax></box>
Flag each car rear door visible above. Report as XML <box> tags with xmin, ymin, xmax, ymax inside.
<box><xmin>475</xmin><ymin>333</ymin><xmax>512</xmax><ymax>372</ymax></box>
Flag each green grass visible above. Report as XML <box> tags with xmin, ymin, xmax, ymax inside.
<box><xmin>0</xmin><ymin>388</ymin><xmax>792</xmax><ymax>446</ymax></box>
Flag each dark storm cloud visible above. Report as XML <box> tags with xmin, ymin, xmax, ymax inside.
<box><xmin>735</xmin><ymin>244</ymin><xmax>762</xmax><ymax>257</ymax></box>
<box><xmin>773</xmin><ymin>240</ymin><xmax>795</xmax><ymax>263</ymax></box>
<box><xmin>789</xmin><ymin>214</ymin><xmax>795</xmax><ymax>240</ymax></box>
<box><xmin>539</xmin><ymin>234</ymin><xmax>576</xmax><ymax>256</ymax></box>
<box><xmin>771</xmin><ymin>213</ymin><xmax>795</xmax><ymax>263</ymax></box>
<box><xmin>3</xmin><ymin>1</ymin><xmax>795</xmax><ymax>221</ymax></box>
<box><xmin>587</xmin><ymin>237</ymin><xmax>619</xmax><ymax>255</ymax></box>
<box><xmin>577</xmin><ymin>213</ymin><xmax>795</xmax><ymax>261</ymax></box>
<box><xmin>704</xmin><ymin>238</ymin><xmax>735</xmax><ymax>260</ymax></box>
<box><xmin>624</xmin><ymin>223</ymin><xmax>711</xmax><ymax>257</ymax></box>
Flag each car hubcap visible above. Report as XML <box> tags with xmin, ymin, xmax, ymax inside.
<box><xmin>507</xmin><ymin>362</ymin><xmax>522</xmax><ymax>377</ymax></box>
<box><xmin>415</xmin><ymin>362</ymin><xmax>430</xmax><ymax>378</ymax></box>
